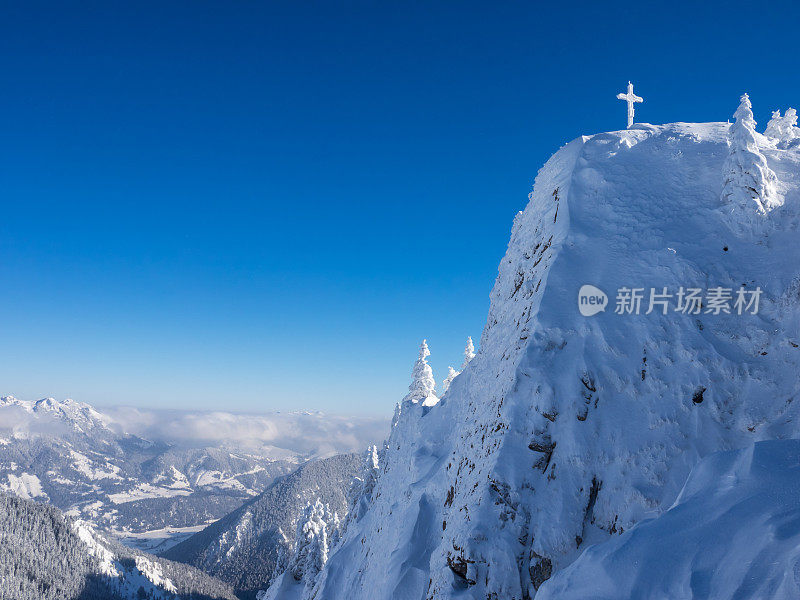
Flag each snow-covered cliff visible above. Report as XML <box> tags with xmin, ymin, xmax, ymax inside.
<box><xmin>278</xmin><ymin>118</ymin><xmax>800</xmax><ymax>600</ymax></box>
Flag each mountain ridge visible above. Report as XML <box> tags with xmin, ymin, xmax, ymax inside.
<box><xmin>0</xmin><ymin>491</ymin><xmax>238</xmax><ymax>600</ymax></box>
<box><xmin>163</xmin><ymin>453</ymin><xmax>361</xmax><ymax>599</ymax></box>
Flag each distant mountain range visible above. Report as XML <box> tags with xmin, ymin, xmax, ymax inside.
<box><xmin>0</xmin><ymin>396</ymin><xmax>384</xmax><ymax>552</ymax></box>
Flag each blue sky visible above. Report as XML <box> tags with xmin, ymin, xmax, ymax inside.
<box><xmin>1</xmin><ymin>1</ymin><xmax>798</xmax><ymax>415</ymax></box>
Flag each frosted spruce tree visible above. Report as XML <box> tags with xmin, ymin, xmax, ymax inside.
<box><xmin>346</xmin><ymin>445</ymin><xmax>381</xmax><ymax>524</ymax></box>
<box><xmin>260</xmin><ymin>500</ymin><xmax>340</xmax><ymax>600</ymax></box>
<box><xmin>289</xmin><ymin>499</ymin><xmax>332</xmax><ymax>585</ymax></box>
<box><xmin>764</xmin><ymin>110</ymin><xmax>784</xmax><ymax>139</ymax></box>
<box><xmin>764</xmin><ymin>108</ymin><xmax>800</xmax><ymax>146</ymax></box>
<box><xmin>441</xmin><ymin>366</ymin><xmax>458</xmax><ymax>394</ymax></box>
<box><xmin>461</xmin><ymin>336</ymin><xmax>476</xmax><ymax>370</ymax></box>
<box><xmin>404</xmin><ymin>340</ymin><xmax>438</xmax><ymax>406</ymax></box>
<box><xmin>390</xmin><ymin>401</ymin><xmax>402</xmax><ymax>428</ymax></box>
<box><xmin>442</xmin><ymin>337</ymin><xmax>476</xmax><ymax>394</ymax></box>
<box><xmin>782</xmin><ymin>108</ymin><xmax>799</xmax><ymax>140</ymax></box>
<box><xmin>721</xmin><ymin>93</ymin><xmax>781</xmax><ymax>215</ymax></box>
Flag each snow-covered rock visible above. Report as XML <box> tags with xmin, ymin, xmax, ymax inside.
<box><xmin>297</xmin><ymin>120</ymin><xmax>800</xmax><ymax>600</ymax></box>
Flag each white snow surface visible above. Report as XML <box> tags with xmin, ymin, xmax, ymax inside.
<box><xmin>538</xmin><ymin>439</ymin><xmax>800</xmax><ymax>600</ymax></box>
<box><xmin>298</xmin><ymin>122</ymin><xmax>800</xmax><ymax>600</ymax></box>
<box><xmin>3</xmin><ymin>472</ymin><xmax>47</xmax><ymax>500</ymax></box>
<box><xmin>73</xmin><ymin>519</ymin><xmax>179</xmax><ymax>598</ymax></box>
<box><xmin>74</xmin><ymin>519</ymin><xmax>120</xmax><ymax>577</ymax></box>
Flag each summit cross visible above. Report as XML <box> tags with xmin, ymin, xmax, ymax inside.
<box><xmin>616</xmin><ymin>81</ymin><xmax>643</xmax><ymax>129</ymax></box>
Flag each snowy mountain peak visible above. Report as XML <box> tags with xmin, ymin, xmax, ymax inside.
<box><xmin>298</xmin><ymin>120</ymin><xmax>800</xmax><ymax>600</ymax></box>
<box><xmin>0</xmin><ymin>395</ymin><xmax>111</xmax><ymax>433</ymax></box>
<box><xmin>0</xmin><ymin>395</ymin><xmax>32</xmax><ymax>410</ymax></box>
<box><xmin>31</xmin><ymin>397</ymin><xmax>111</xmax><ymax>431</ymax></box>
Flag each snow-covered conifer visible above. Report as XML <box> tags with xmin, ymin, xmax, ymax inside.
<box><xmin>289</xmin><ymin>499</ymin><xmax>331</xmax><ymax>584</ymax></box>
<box><xmin>786</xmin><ymin>108</ymin><xmax>800</xmax><ymax>136</ymax></box>
<box><xmin>764</xmin><ymin>108</ymin><xmax>800</xmax><ymax>145</ymax></box>
<box><xmin>391</xmin><ymin>402</ymin><xmax>402</xmax><ymax>428</ymax></box>
<box><xmin>329</xmin><ymin>510</ymin><xmax>342</xmax><ymax>548</ymax></box>
<box><xmin>460</xmin><ymin>336</ymin><xmax>476</xmax><ymax>370</ymax></box>
<box><xmin>441</xmin><ymin>366</ymin><xmax>458</xmax><ymax>394</ymax></box>
<box><xmin>721</xmin><ymin>93</ymin><xmax>781</xmax><ymax>214</ymax></box>
<box><xmin>261</xmin><ymin>494</ymin><xmax>344</xmax><ymax>600</ymax></box>
<box><xmin>764</xmin><ymin>109</ymin><xmax>783</xmax><ymax>140</ymax></box>
<box><xmin>403</xmin><ymin>340</ymin><xmax>437</xmax><ymax>404</ymax></box>
<box><xmin>346</xmin><ymin>445</ymin><xmax>380</xmax><ymax>524</ymax></box>
<box><xmin>441</xmin><ymin>338</ymin><xmax>476</xmax><ymax>394</ymax></box>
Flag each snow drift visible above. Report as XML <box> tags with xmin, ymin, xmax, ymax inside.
<box><xmin>537</xmin><ymin>439</ymin><xmax>800</xmax><ymax>600</ymax></box>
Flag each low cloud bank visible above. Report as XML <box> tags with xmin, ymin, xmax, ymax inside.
<box><xmin>0</xmin><ymin>396</ymin><xmax>390</xmax><ymax>458</ymax></box>
<box><xmin>102</xmin><ymin>406</ymin><xmax>390</xmax><ymax>457</ymax></box>
<box><xmin>0</xmin><ymin>405</ymin><xmax>70</xmax><ymax>438</ymax></box>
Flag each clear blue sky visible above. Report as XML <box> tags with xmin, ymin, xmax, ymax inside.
<box><xmin>1</xmin><ymin>1</ymin><xmax>798</xmax><ymax>415</ymax></box>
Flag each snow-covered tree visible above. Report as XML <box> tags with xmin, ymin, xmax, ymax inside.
<box><xmin>328</xmin><ymin>510</ymin><xmax>342</xmax><ymax>548</ymax></box>
<box><xmin>721</xmin><ymin>93</ymin><xmax>781</xmax><ymax>215</ymax></box>
<box><xmin>261</xmin><ymin>497</ymin><xmax>342</xmax><ymax>600</ymax></box>
<box><xmin>441</xmin><ymin>338</ymin><xmax>476</xmax><ymax>394</ymax></box>
<box><xmin>441</xmin><ymin>366</ymin><xmax>458</xmax><ymax>394</ymax></box>
<box><xmin>391</xmin><ymin>402</ymin><xmax>402</xmax><ymax>428</ymax></box>
<box><xmin>461</xmin><ymin>336</ymin><xmax>476</xmax><ymax>370</ymax></box>
<box><xmin>764</xmin><ymin>109</ymin><xmax>783</xmax><ymax>139</ymax></box>
<box><xmin>785</xmin><ymin>108</ymin><xmax>799</xmax><ymax>137</ymax></box>
<box><xmin>764</xmin><ymin>108</ymin><xmax>800</xmax><ymax>146</ymax></box>
<box><xmin>403</xmin><ymin>340</ymin><xmax>437</xmax><ymax>405</ymax></box>
<box><xmin>346</xmin><ymin>445</ymin><xmax>381</xmax><ymax>524</ymax></box>
<box><xmin>289</xmin><ymin>499</ymin><xmax>332</xmax><ymax>584</ymax></box>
